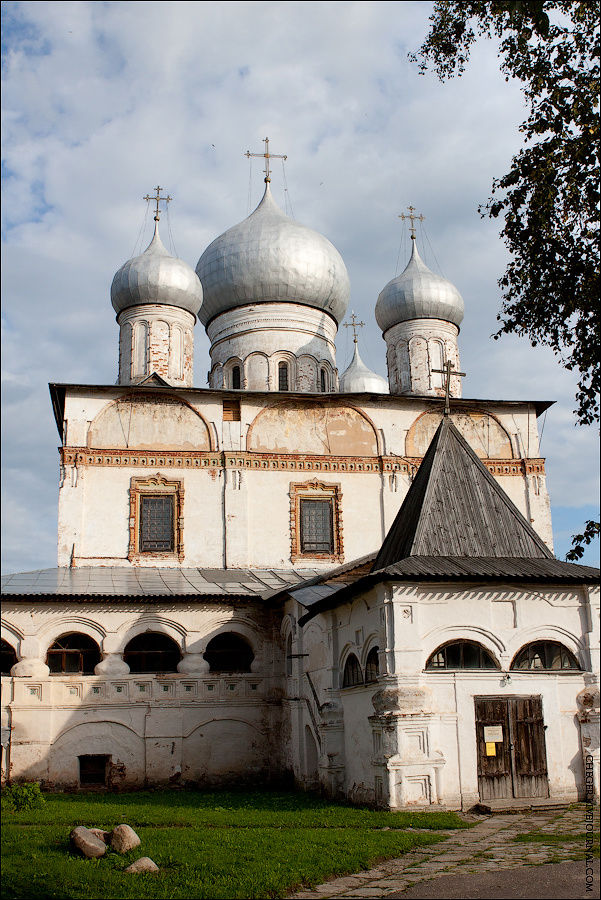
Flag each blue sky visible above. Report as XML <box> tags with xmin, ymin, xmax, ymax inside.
<box><xmin>1</xmin><ymin>0</ymin><xmax>598</xmax><ymax>572</ymax></box>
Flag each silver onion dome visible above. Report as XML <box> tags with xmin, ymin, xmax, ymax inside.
<box><xmin>339</xmin><ymin>343</ymin><xmax>389</xmax><ymax>393</ymax></box>
<box><xmin>375</xmin><ymin>239</ymin><xmax>464</xmax><ymax>333</ymax></box>
<box><xmin>111</xmin><ymin>221</ymin><xmax>203</xmax><ymax>318</ymax></box>
<box><xmin>196</xmin><ymin>183</ymin><xmax>350</xmax><ymax>327</ymax></box>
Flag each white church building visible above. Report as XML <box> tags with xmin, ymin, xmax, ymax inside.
<box><xmin>2</xmin><ymin>154</ymin><xmax>599</xmax><ymax>809</ymax></box>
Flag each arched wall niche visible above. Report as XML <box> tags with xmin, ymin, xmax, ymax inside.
<box><xmin>87</xmin><ymin>393</ymin><xmax>213</xmax><ymax>451</ymax></box>
<box><xmin>406</xmin><ymin>408</ymin><xmax>514</xmax><ymax>459</ymax></box>
<box><xmin>247</xmin><ymin>400</ymin><xmax>380</xmax><ymax>456</ymax></box>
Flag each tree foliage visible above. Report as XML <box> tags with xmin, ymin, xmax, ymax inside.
<box><xmin>411</xmin><ymin>1</ymin><xmax>600</xmax><ymax>426</ymax></box>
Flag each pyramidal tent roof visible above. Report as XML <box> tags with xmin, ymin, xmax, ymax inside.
<box><xmin>373</xmin><ymin>416</ymin><xmax>553</xmax><ymax>570</ymax></box>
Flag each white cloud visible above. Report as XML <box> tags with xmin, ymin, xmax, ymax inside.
<box><xmin>2</xmin><ymin>0</ymin><xmax>598</xmax><ymax>572</ymax></box>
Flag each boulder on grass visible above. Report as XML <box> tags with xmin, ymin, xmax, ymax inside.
<box><xmin>110</xmin><ymin>824</ymin><xmax>141</xmax><ymax>853</ymax></box>
<box><xmin>70</xmin><ymin>826</ymin><xmax>107</xmax><ymax>858</ymax></box>
<box><xmin>124</xmin><ymin>857</ymin><xmax>159</xmax><ymax>873</ymax></box>
<box><xmin>88</xmin><ymin>828</ymin><xmax>110</xmax><ymax>843</ymax></box>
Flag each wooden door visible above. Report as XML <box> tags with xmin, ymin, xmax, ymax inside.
<box><xmin>475</xmin><ymin>696</ymin><xmax>549</xmax><ymax>801</ymax></box>
<box><xmin>475</xmin><ymin>697</ymin><xmax>513</xmax><ymax>800</ymax></box>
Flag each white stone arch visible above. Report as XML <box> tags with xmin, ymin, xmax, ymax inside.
<box><xmin>421</xmin><ymin>625</ymin><xmax>504</xmax><ymax>670</ymax></box>
<box><xmin>271</xmin><ymin>350</ymin><xmax>297</xmax><ymax>391</ymax></box>
<box><xmin>506</xmin><ymin>626</ymin><xmax>586</xmax><ymax>669</ymax></box>
<box><xmin>132</xmin><ymin>320</ymin><xmax>148</xmax><ymax>377</ymax></box>
<box><xmin>297</xmin><ymin>353</ymin><xmax>319</xmax><ymax>391</ymax></box>
<box><xmin>223</xmin><ymin>355</ymin><xmax>243</xmax><ymax>389</ymax></box>
<box><xmin>49</xmin><ymin>720</ymin><xmax>145</xmax><ymax>788</ymax></box>
<box><xmin>361</xmin><ymin>632</ymin><xmax>381</xmax><ymax>670</ymax></box>
<box><xmin>201</xmin><ymin>617</ymin><xmax>262</xmax><ymax>672</ymax></box>
<box><xmin>280</xmin><ymin>613</ymin><xmax>296</xmax><ymax>641</ymax></box>
<box><xmin>318</xmin><ymin>359</ymin><xmax>335</xmax><ymax>392</ymax></box>
<box><xmin>1</xmin><ymin>619</ymin><xmax>24</xmax><ymax>647</ymax></box>
<box><xmin>183</xmin><ymin>717</ymin><xmax>265</xmax><ymax>740</ymax></box>
<box><xmin>36</xmin><ymin>617</ymin><xmax>107</xmax><ymax>655</ymax></box>
<box><xmin>428</xmin><ymin>338</ymin><xmax>445</xmax><ymax>389</ymax></box>
<box><xmin>116</xmin><ymin>615</ymin><xmax>187</xmax><ymax>654</ymax></box>
<box><xmin>54</xmin><ymin>718</ymin><xmax>143</xmax><ymax>745</ymax></box>
<box><xmin>244</xmin><ymin>350</ymin><xmax>270</xmax><ymax>391</ymax></box>
<box><xmin>210</xmin><ymin>362</ymin><xmax>224</xmax><ymax>389</ymax></box>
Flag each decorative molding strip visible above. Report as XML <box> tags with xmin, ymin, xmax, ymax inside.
<box><xmin>60</xmin><ymin>448</ymin><xmax>545</xmax><ymax>477</ymax></box>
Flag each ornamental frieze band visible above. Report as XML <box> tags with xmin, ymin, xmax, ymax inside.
<box><xmin>60</xmin><ymin>447</ymin><xmax>545</xmax><ymax>476</ymax></box>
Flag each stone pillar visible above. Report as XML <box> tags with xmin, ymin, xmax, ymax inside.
<box><xmin>577</xmin><ymin>685</ymin><xmax>600</xmax><ymax>802</ymax></box>
<box><xmin>10</xmin><ymin>638</ymin><xmax>49</xmax><ymax>678</ymax></box>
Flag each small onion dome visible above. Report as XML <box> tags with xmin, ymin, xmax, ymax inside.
<box><xmin>339</xmin><ymin>344</ymin><xmax>389</xmax><ymax>393</ymax></box>
<box><xmin>375</xmin><ymin>239</ymin><xmax>464</xmax><ymax>334</ymax></box>
<box><xmin>111</xmin><ymin>221</ymin><xmax>203</xmax><ymax>318</ymax></box>
<box><xmin>196</xmin><ymin>182</ymin><xmax>350</xmax><ymax>327</ymax></box>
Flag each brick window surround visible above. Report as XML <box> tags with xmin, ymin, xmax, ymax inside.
<box><xmin>128</xmin><ymin>473</ymin><xmax>184</xmax><ymax>561</ymax></box>
<box><xmin>289</xmin><ymin>479</ymin><xmax>343</xmax><ymax>563</ymax></box>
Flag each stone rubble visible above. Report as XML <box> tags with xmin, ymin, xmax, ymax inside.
<box><xmin>69</xmin><ymin>826</ymin><xmax>107</xmax><ymax>858</ymax></box>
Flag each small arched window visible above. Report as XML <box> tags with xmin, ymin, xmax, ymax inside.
<box><xmin>1</xmin><ymin>639</ymin><xmax>17</xmax><ymax>675</ymax></box>
<box><xmin>278</xmin><ymin>361</ymin><xmax>289</xmax><ymax>391</ymax></box>
<box><xmin>511</xmin><ymin>641</ymin><xmax>580</xmax><ymax>671</ymax></box>
<box><xmin>426</xmin><ymin>640</ymin><xmax>499</xmax><ymax>670</ymax></box>
<box><xmin>342</xmin><ymin>653</ymin><xmax>363</xmax><ymax>688</ymax></box>
<box><xmin>123</xmin><ymin>632</ymin><xmax>181</xmax><ymax>674</ymax></box>
<box><xmin>365</xmin><ymin>647</ymin><xmax>380</xmax><ymax>683</ymax></box>
<box><xmin>320</xmin><ymin>368</ymin><xmax>327</xmax><ymax>392</ymax></box>
<box><xmin>204</xmin><ymin>633</ymin><xmax>254</xmax><ymax>673</ymax></box>
<box><xmin>46</xmin><ymin>633</ymin><xmax>101</xmax><ymax>675</ymax></box>
<box><xmin>285</xmin><ymin>633</ymin><xmax>293</xmax><ymax>677</ymax></box>
<box><xmin>232</xmin><ymin>365</ymin><xmax>241</xmax><ymax>390</ymax></box>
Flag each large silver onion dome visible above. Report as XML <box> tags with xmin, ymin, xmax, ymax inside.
<box><xmin>196</xmin><ymin>183</ymin><xmax>350</xmax><ymax>327</ymax></box>
<box><xmin>375</xmin><ymin>239</ymin><xmax>464</xmax><ymax>333</ymax></box>
<box><xmin>339</xmin><ymin>344</ymin><xmax>389</xmax><ymax>393</ymax></box>
<box><xmin>111</xmin><ymin>222</ymin><xmax>203</xmax><ymax>318</ymax></box>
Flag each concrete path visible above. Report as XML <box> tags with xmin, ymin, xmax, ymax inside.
<box><xmin>289</xmin><ymin>806</ymin><xmax>599</xmax><ymax>899</ymax></box>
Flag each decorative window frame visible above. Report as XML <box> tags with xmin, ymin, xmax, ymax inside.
<box><xmin>128</xmin><ymin>473</ymin><xmax>184</xmax><ymax>562</ymax></box>
<box><xmin>289</xmin><ymin>479</ymin><xmax>343</xmax><ymax>563</ymax></box>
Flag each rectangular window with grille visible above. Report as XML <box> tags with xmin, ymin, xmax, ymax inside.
<box><xmin>140</xmin><ymin>495</ymin><xmax>174</xmax><ymax>552</ymax></box>
<box><xmin>300</xmin><ymin>499</ymin><xmax>333</xmax><ymax>553</ymax></box>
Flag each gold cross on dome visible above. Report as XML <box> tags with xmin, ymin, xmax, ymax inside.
<box><xmin>399</xmin><ymin>205</ymin><xmax>425</xmax><ymax>239</ymax></box>
<box><xmin>432</xmin><ymin>360</ymin><xmax>467</xmax><ymax>416</ymax></box>
<box><xmin>343</xmin><ymin>311</ymin><xmax>366</xmax><ymax>344</ymax></box>
<box><xmin>143</xmin><ymin>186</ymin><xmax>172</xmax><ymax>221</ymax></box>
<box><xmin>245</xmin><ymin>137</ymin><xmax>287</xmax><ymax>183</ymax></box>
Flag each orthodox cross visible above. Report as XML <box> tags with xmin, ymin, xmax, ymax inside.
<box><xmin>143</xmin><ymin>186</ymin><xmax>172</xmax><ymax>222</ymax></box>
<box><xmin>432</xmin><ymin>359</ymin><xmax>467</xmax><ymax>416</ymax></box>
<box><xmin>245</xmin><ymin>137</ymin><xmax>287</xmax><ymax>183</ymax></box>
<box><xmin>399</xmin><ymin>205</ymin><xmax>424</xmax><ymax>239</ymax></box>
<box><xmin>343</xmin><ymin>311</ymin><xmax>366</xmax><ymax>344</ymax></box>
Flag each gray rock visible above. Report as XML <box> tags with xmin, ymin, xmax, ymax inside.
<box><xmin>110</xmin><ymin>824</ymin><xmax>141</xmax><ymax>854</ymax></box>
<box><xmin>70</xmin><ymin>826</ymin><xmax>107</xmax><ymax>858</ymax></box>
<box><xmin>88</xmin><ymin>828</ymin><xmax>110</xmax><ymax>843</ymax></box>
<box><xmin>124</xmin><ymin>857</ymin><xmax>159</xmax><ymax>873</ymax></box>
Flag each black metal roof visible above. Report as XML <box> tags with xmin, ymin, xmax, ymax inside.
<box><xmin>373</xmin><ymin>417</ymin><xmax>553</xmax><ymax>569</ymax></box>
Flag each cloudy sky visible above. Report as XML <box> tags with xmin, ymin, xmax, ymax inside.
<box><xmin>2</xmin><ymin>0</ymin><xmax>598</xmax><ymax>573</ymax></box>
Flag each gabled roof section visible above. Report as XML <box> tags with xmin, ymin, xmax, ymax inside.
<box><xmin>373</xmin><ymin>417</ymin><xmax>553</xmax><ymax>570</ymax></box>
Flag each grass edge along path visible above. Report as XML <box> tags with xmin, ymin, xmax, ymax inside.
<box><xmin>1</xmin><ymin>788</ymin><xmax>470</xmax><ymax>900</ymax></box>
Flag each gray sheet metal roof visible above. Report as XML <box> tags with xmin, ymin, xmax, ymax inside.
<box><xmin>1</xmin><ymin>567</ymin><xmax>324</xmax><ymax>601</ymax></box>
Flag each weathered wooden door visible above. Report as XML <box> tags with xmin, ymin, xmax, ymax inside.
<box><xmin>475</xmin><ymin>696</ymin><xmax>549</xmax><ymax>801</ymax></box>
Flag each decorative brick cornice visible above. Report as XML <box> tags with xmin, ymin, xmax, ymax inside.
<box><xmin>60</xmin><ymin>447</ymin><xmax>545</xmax><ymax>477</ymax></box>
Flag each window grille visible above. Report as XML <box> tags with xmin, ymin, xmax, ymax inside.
<box><xmin>365</xmin><ymin>647</ymin><xmax>380</xmax><ymax>682</ymax></box>
<box><xmin>511</xmin><ymin>641</ymin><xmax>580</xmax><ymax>671</ymax></box>
<box><xmin>300</xmin><ymin>499</ymin><xmax>333</xmax><ymax>553</ymax></box>
<box><xmin>342</xmin><ymin>654</ymin><xmax>363</xmax><ymax>687</ymax></box>
<box><xmin>46</xmin><ymin>633</ymin><xmax>101</xmax><ymax>675</ymax></box>
<box><xmin>140</xmin><ymin>495</ymin><xmax>174</xmax><ymax>552</ymax></box>
<box><xmin>278</xmin><ymin>361</ymin><xmax>289</xmax><ymax>391</ymax></box>
<box><xmin>426</xmin><ymin>640</ymin><xmax>499</xmax><ymax>670</ymax></box>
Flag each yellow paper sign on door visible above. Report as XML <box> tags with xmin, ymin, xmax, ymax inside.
<box><xmin>485</xmin><ymin>742</ymin><xmax>497</xmax><ymax>756</ymax></box>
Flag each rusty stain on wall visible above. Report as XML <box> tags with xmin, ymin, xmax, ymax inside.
<box><xmin>247</xmin><ymin>402</ymin><xmax>378</xmax><ymax>456</ymax></box>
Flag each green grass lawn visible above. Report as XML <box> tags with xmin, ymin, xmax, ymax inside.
<box><xmin>1</xmin><ymin>789</ymin><xmax>468</xmax><ymax>899</ymax></box>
